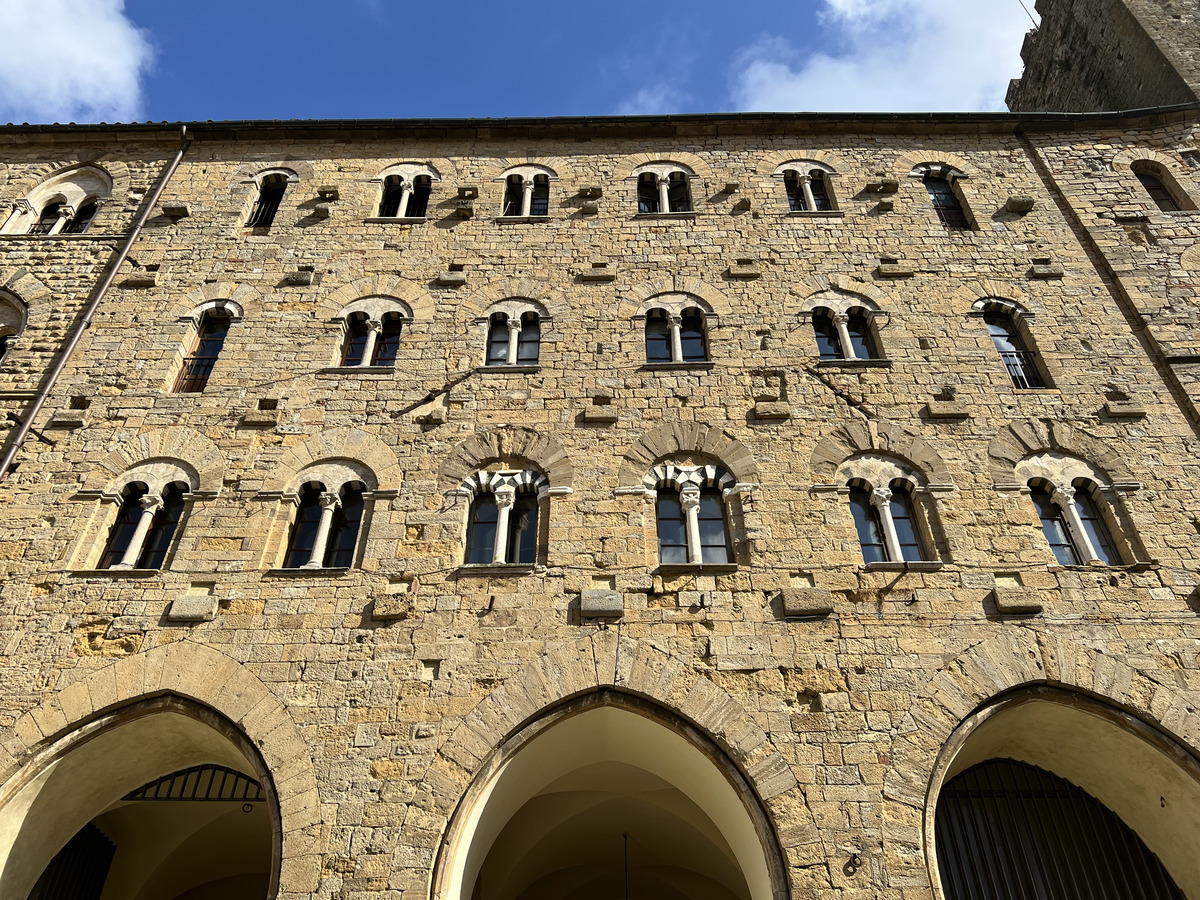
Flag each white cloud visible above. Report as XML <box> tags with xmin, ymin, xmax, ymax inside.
<box><xmin>0</xmin><ymin>0</ymin><xmax>153</xmax><ymax>124</ymax></box>
<box><xmin>616</xmin><ymin>84</ymin><xmax>691</xmax><ymax>116</ymax></box>
<box><xmin>731</xmin><ymin>0</ymin><xmax>1036</xmax><ymax>113</ymax></box>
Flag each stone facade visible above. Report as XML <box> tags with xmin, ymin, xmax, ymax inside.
<box><xmin>3</xmin><ymin>5</ymin><xmax>1200</xmax><ymax>900</ymax></box>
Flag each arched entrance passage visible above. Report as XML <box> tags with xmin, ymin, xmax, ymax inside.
<box><xmin>0</xmin><ymin>695</ymin><xmax>279</xmax><ymax>900</ymax></box>
<box><xmin>927</xmin><ymin>686</ymin><xmax>1200</xmax><ymax>899</ymax></box>
<box><xmin>434</xmin><ymin>692</ymin><xmax>786</xmax><ymax>900</ymax></box>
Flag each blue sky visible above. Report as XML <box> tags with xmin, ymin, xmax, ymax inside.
<box><xmin>0</xmin><ymin>0</ymin><xmax>1037</xmax><ymax>124</ymax></box>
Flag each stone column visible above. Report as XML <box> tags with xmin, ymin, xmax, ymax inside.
<box><xmin>47</xmin><ymin>205</ymin><xmax>75</xmax><ymax>236</ymax></box>
<box><xmin>492</xmin><ymin>489</ymin><xmax>516</xmax><ymax>563</ymax></box>
<box><xmin>1052</xmin><ymin>486</ymin><xmax>1100</xmax><ymax>563</ymax></box>
<box><xmin>303</xmin><ymin>491</ymin><xmax>341</xmax><ymax>569</ymax></box>
<box><xmin>681</xmin><ymin>485</ymin><xmax>704</xmax><ymax>564</ymax></box>
<box><xmin>833</xmin><ymin>312</ymin><xmax>857</xmax><ymax>360</ymax></box>
<box><xmin>669</xmin><ymin>313</ymin><xmax>684</xmax><ymax>363</ymax></box>
<box><xmin>521</xmin><ymin>179</ymin><xmax>534</xmax><ymax>218</ymax></box>
<box><xmin>111</xmin><ymin>494</ymin><xmax>164</xmax><ymax>569</ymax></box>
<box><xmin>657</xmin><ymin>175</ymin><xmax>671</xmax><ymax>214</ymax></box>
<box><xmin>870</xmin><ymin>487</ymin><xmax>903</xmax><ymax>562</ymax></box>
<box><xmin>799</xmin><ymin>173</ymin><xmax>817</xmax><ymax>212</ymax></box>
<box><xmin>1</xmin><ymin>201</ymin><xmax>32</xmax><ymax>233</ymax></box>
<box><xmin>360</xmin><ymin>320</ymin><xmax>382</xmax><ymax>366</ymax></box>
<box><xmin>397</xmin><ymin>180</ymin><xmax>412</xmax><ymax>218</ymax></box>
<box><xmin>506</xmin><ymin>317</ymin><xmax>522</xmax><ymax>365</ymax></box>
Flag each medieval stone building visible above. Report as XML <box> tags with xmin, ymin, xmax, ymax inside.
<box><xmin>0</xmin><ymin>0</ymin><xmax>1199</xmax><ymax>898</ymax></box>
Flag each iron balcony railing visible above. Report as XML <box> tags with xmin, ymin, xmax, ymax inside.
<box><xmin>998</xmin><ymin>350</ymin><xmax>1046</xmax><ymax>390</ymax></box>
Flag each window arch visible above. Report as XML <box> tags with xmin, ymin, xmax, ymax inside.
<box><xmin>801</xmin><ymin>290</ymin><xmax>883</xmax><ymax>361</ymax></box>
<box><xmin>632</xmin><ymin>162</ymin><xmax>695</xmax><ymax>214</ymax></box>
<box><xmin>836</xmin><ymin>455</ymin><xmax>937</xmax><ymax>565</ymax></box>
<box><xmin>1131</xmin><ymin>160</ymin><xmax>1192</xmax><ymax>212</ymax></box>
<box><xmin>375</xmin><ymin>163</ymin><xmax>440</xmax><ymax>219</ymax></box>
<box><xmin>457</xmin><ymin>470</ymin><xmax>548</xmax><ymax>566</ymax></box>
<box><xmin>482</xmin><ymin>300</ymin><xmax>543</xmax><ymax>367</ymax></box>
<box><xmin>1016</xmin><ymin>454</ymin><xmax>1132</xmax><ymax>566</ymax></box>
<box><xmin>1</xmin><ymin>163</ymin><xmax>113</xmax><ymax>235</ymax></box>
<box><xmin>334</xmin><ymin>296</ymin><xmax>412</xmax><ymax>367</ymax></box>
<box><xmin>89</xmin><ymin>461</ymin><xmax>197</xmax><ymax>571</ymax></box>
<box><xmin>282</xmin><ymin>476</ymin><xmax>367</xmax><ymax>570</ymax></box>
<box><xmin>245</xmin><ymin>170</ymin><xmax>295</xmax><ymax>228</ymax></box>
<box><xmin>496</xmin><ymin>165</ymin><xmax>556</xmax><ymax>219</ymax></box>
<box><xmin>640</xmin><ymin>294</ymin><xmax>712</xmax><ymax>364</ymax></box>
<box><xmin>913</xmin><ymin>162</ymin><xmax>971</xmax><ymax>229</ymax></box>
<box><xmin>974</xmin><ymin>298</ymin><xmax>1048</xmax><ymax>390</ymax></box>
<box><xmin>774</xmin><ymin>161</ymin><xmax>838</xmax><ymax>212</ymax></box>
<box><xmin>173</xmin><ymin>306</ymin><xmax>236</xmax><ymax>392</ymax></box>
<box><xmin>647</xmin><ymin>464</ymin><xmax>735</xmax><ymax>565</ymax></box>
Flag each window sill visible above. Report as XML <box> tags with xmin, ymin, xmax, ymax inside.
<box><xmin>641</xmin><ymin>361</ymin><xmax>714</xmax><ymax>372</ymax></box>
<box><xmin>318</xmin><ymin>365</ymin><xmax>395</xmax><ymax>376</ymax></box>
<box><xmin>816</xmin><ymin>358</ymin><xmax>891</xmax><ymax>368</ymax></box>
<box><xmin>635</xmin><ymin>212</ymin><xmax>697</xmax><ymax>220</ymax></box>
<box><xmin>786</xmin><ymin>210</ymin><xmax>845</xmax><ymax>218</ymax></box>
<box><xmin>863</xmin><ymin>561</ymin><xmax>944</xmax><ymax>572</ymax></box>
<box><xmin>493</xmin><ymin>216</ymin><xmax>551</xmax><ymax>224</ymax></box>
<box><xmin>477</xmin><ymin>364</ymin><xmax>541</xmax><ymax>374</ymax></box>
<box><xmin>0</xmin><ymin>233</ymin><xmax>125</xmax><ymax>241</ymax></box>
<box><xmin>657</xmin><ymin>563</ymin><xmax>738</xmax><ymax>574</ymax></box>
<box><xmin>264</xmin><ymin>566</ymin><xmax>351</xmax><ymax>578</ymax></box>
<box><xmin>455</xmin><ymin>563</ymin><xmax>536</xmax><ymax>577</ymax></box>
<box><xmin>364</xmin><ymin>216</ymin><xmax>426</xmax><ymax>224</ymax></box>
<box><xmin>1009</xmin><ymin>387</ymin><xmax>1060</xmax><ymax>395</ymax></box>
<box><xmin>70</xmin><ymin>568</ymin><xmax>161</xmax><ymax>578</ymax></box>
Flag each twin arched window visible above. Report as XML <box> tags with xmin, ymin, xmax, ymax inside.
<box><xmin>485</xmin><ymin>309</ymin><xmax>540</xmax><ymax>366</ymax></box>
<box><xmin>1131</xmin><ymin>161</ymin><xmax>1191</xmax><ymax>212</ymax></box>
<box><xmin>340</xmin><ymin>311</ymin><xmax>404</xmax><ymax>367</ymax></box>
<box><xmin>98</xmin><ymin>481</ymin><xmax>189</xmax><ymax>570</ymax></box>
<box><xmin>645</xmin><ymin>307</ymin><xmax>707</xmax><ymax>363</ymax></box>
<box><xmin>380</xmin><ymin>174</ymin><xmax>432</xmax><ymax>218</ymax></box>
<box><xmin>283</xmin><ymin>481</ymin><xmax>365</xmax><ymax>569</ymax></box>
<box><xmin>461</xmin><ymin>471</ymin><xmax>547</xmax><ymax>565</ymax></box>
<box><xmin>812</xmin><ymin>307</ymin><xmax>877</xmax><ymax>360</ymax></box>
<box><xmin>2</xmin><ymin>164</ymin><xmax>112</xmax><ymax>236</ymax></box>
<box><xmin>775</xmin><ymin>163</ymin><xmax>836</xmax><ymax>212</ymax></box>
<box><xmin>848</xmin><ymin>480</ymin><xmax>927</xmax><ymax>564</ymax></box>
<box><xmin>634</xmin><ymin>164</ymin><xmax>694</xmax><ymax>214</ymax></box>
<box><xmin>1017</xmin><ymin>455</ymin><xmax>1128</xmax><ymax>567</ymax></box>
<box><xmin>649</xmin><ymin>464</ymin><xmax>734</xmax><ymax>565</ymax></box>
<box><xmin>977</xmin><ymin>300</ymin><xmax>1047</xmax><ymax>390</ymax></box>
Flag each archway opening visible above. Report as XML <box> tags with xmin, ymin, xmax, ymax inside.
<box><xmin>0</xmin><ymin>697</ymin><xmax>276</xmax><ymax>900</ymax></box>
<box><xmin>930</xmin><ymin>688</ymin><xmax>1200</xmax><ymax>899</ymax></box>
<box><xmin>437</xmin><ymin>696</ymin><xmax>783</xmax><ymax>900</ymax></box>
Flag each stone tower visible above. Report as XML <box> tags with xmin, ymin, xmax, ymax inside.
<box><xmin>1007</xmin><ymin>0</ymin><xmax>1200</xmax><ymax>110</ymax></box>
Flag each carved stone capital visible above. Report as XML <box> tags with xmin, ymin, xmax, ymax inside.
<box><xmin>319</xmin><ymin>491</ymin><xmax>341</xmax><ymax>511</ymax></box>
<box><xmin>870</xmin><ymin>487</ymin><xmax>893</xmax><ymax>509</ymax></box>
<box><xmin>494</xmin><ymin>489</ymin><xmax>517</xmax><ymax>510</ymax></box>
<box><xmin>680</xmin><ymin>485</ymin><xmax>702</xmax><ymax>510</ymax></box>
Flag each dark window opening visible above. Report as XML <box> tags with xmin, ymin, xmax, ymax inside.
<box><xmin>408</xmin><ymin>175</ymin><xmax>432</xmax><ymax>217</ymax></box>
<box><xmin>846</xmin><ymin>309</ymin><xmax>877</xmax><ymax>359</ymax></box>
<box><xmin>379</xmin><ymin>176</ymin><xmax>404</xmax><ymax>217</ymax></box>
<box><xmin>530</xmin><ymin>175</ymin><xmax>550</xmax><ymax>216</ymax></box>
<box><xmin>812</xmin><ymin>309</ymin><xmax>843</xmax><ymax>360</ymax></box>
<box><xmin>486</xmin><ymin>313</ymin><xmax>509</xmax><ymax>366</ymax></box>
<box><xmin>889</xmin><ymin>483</ymin><xmax>925</xmax><ymax>562</ymax></box>
<box><xmin>507</xmin><ymin>492</ymin><xmax>538</xmax><ymax>564</ymax></box>
<box><xmin>637</xmin><ymin>173</ymin><xmax>660</xmax><ymax>213</ymax></box>
<box><xmin>373</xmin><ymin>313</ymin><xmax>404</xmax><ymax>366</ymax></box>
<box><xmin>645</xmin><ymin>309</ymin><xmax>672</xmax><ymax>362</ymax></box>
<box><xmin>656</xmin><ymin>491</ymin><xmax>688</xmax><ymax>564</ymax></box>
<box><xmin>137</xmin><ymin>483</ymin><xmax>187</xmax><ymax>570</ymax></box>
<box><xmin>283</xmin><ymin>484</ymin><xmax>324</xmax><ymax>568</ymax></box>
<box><xmin>324</xmin><ymin>484</ymin><xmax>363</xmax><ymax>568</ymax></box>
<box><xmin>1074</xmin><ymin>482</ymin><xmax>1119</xmax><ymax>565</ymax></box>
<box><xmin>27</xmin><ymin>821</ymin><xmax>115</xmax><ymax>900</ymax></box>
<box><xmin>698</xmin><ymin>488</ymin><xmax>731</xmax><ymax>563</ymax></box>
<box><xmin>667</xmin><ymin>172</ymin><xmax>691</xmax><ymax>212</ymax></box>
<box><xmin>936</xmin><ymin>758</ymin><xmax>1186</xmax><ymax>900</ymax></box>
<box><xmin>98</xmin><ymin>483</ymin><xmax>148</xmax><ymax>569</ymax></box>
<box><xmin>30</xmin><ymin>201</ymin><xmax>64</xmax><ymax>235</ymax></box>
<box><xmin>1030</xmin><ymin>483</ymin><xmax>1080</xmax><ymax>566</ymax></box>
<box><xmin>1137</xmin><ymin>171</ymin><xmax>1181</xmax><ymax>212</ymax></box>
<box><xmin>849</xmin><ymin>485</ymin><xmax>887</xmax><ymax>564</ymax></box>
<box><xmin>985</xmin><ymin>310</ymin><xmax>1045</xmax><ymax>390</ymax></box>
<box><xmin>516</xmin><ymin>312</ymin><xmax>540</xmax><ymax>364</ymax></box>
<box><xmin>784</xmin><ymin>171</ymin><xmax>805</xmax><ymax>211</ymax></box>
<box><xmin>246</xmin><ymin>174</ymin><xmax>288</xmax><ymax>228</ymax></box>
<box><xmin>924</xmin><ymin>175</ymin><xmax>970</xmax><ymax>229</ymax></box>
<box><xmin>173</xmin><ymin>311</ymin><xmax>230</xmax><ymax>393</ymax></box>
<box><xmin>809</xmin><ymin>171</ymin><xmax>833</xmax><ymax>211</ymax></box>
<box><xmin>62</xmin><ymin>200</ymin><xmax>98</xmax><ymax>234</ymax></box>
<box><xmin>502</xmin><ymin>175</ymin><xmax>523</xmax><ymax>217</ymax></box>
<box><xmin>340</xmin><ymin>313</ymin><xmax>370</xmax><ymax>366</ymax></box>
<box><xmin>466</xmin><ymin>494</ymin><xmax>499</xmax><ymax>564</ymax></box>
<box><xmin>679</xmin><ymin>308</ymin><xmax>707</xmax><ymax>361</ymax></box>
<box><xmin>0</xmin><ymin>334</ymin><xmax>11</xmax><ymax>364</ymax></box>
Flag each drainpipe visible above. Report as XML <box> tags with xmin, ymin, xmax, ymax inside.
<box><xmin>0</xmin><ymin>125</ymin><xmax>191</xmax><ymax>480</ymax></box>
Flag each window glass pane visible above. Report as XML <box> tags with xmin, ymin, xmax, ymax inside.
<box><xmin>645</xmin><ymin>313</ymin><xmax>671</xmax><ymax>362</ymax></box>
<box><xmin>530</xmin><ymin>177</ymin><xmax>549</xmax><ymax>216</ymax></box>
<box><xmin>985</xmin><ymin>312</ymin><xmax>1045</xmax><ymax>389</ymax></box>
<box><xmin>372</xmin><ymin>317</ymin><xmax>403</xmax><ymax>366</ymax></box>
<box><xmin>784</xmin><ymin>171</ymin><xmax>804</xmax><ymax>211</ymax></box>
<box><xmin>486</xmin><ymin>316</ymin><xmax>509</xmax><ymax>365</ymax></box>
<box><xmin>809</xmin><ymin>172</ymin><xmax>832</xmax><ymax>211</ymax></box>
<box><xmin>679</xmin><ymin>312</ymin><xmax>707</xmax><ymax>361</ymax></box>
<box><xmin>174</xmin><ymin>313</ymin><xmax>230</xmax><ymax>393</ymax></box>
<box><xmin>516</xmin><ymin>315</ymin><xmax>540</xmax><ymax>364</ymax></box>
<box><xmin>924</xmin><ymin>176</ymin><xmax>969</xmax><ymax>228</ymax></box>
<box><xmin>813</xmin><ymin>311</ymin><xmax>842</xmax><ymax>360</ymax></box>
<box><xmin>849</xmin><ymin>488</ymin><xmax>887</xmax><ymax>563</ymax></box>
<box><xmin>667</xmin><ymin>173</ymin><xmax>691</xmax><ymax>212</ymax></box>
<box><xmin>698</xmin><ymin>491</ymin><xmax>730</xmax><ymax>564</ymax></box>
<box><xmin>637</xmin><ymin>173</ymin><xmax>659</xmax><ymax>214</ymax></box>
<box><xmin>324</xmin><ymin>488</ymin><xmax>364</xmax><ymax>568</ymax></box>
<box><xmin>138</xmin><ymin>484</ymin><xmax>187</xmax><ymax>569</ymax></box>
<box><xmin>284</xmin><ymin>487</ymin><xmax>323</xmax><ymax>568</ymax></box>
<box><xmin>889</xmin><ymin>488</ymin><xmax>925</xmax><ymax>562</ymax></box>
<box><xmin>341</xmin><ymin>316</ymin><xmax>369</xmax><ymax>366</ymax></box>
<box><xmin>409</xmin><ymin>177</ymin><xmax>431</xmax><ymax>217</ymax></box>
<box><xmin>1030</xmin><ymin>485</ymin><xmax>1081</xmax><ymax>566</ymax></box>
<box><xmin>1074</xmin><ymin>487</ymin><xmax>1118</xmax><ymax>565</ymax></box>
<box><xmin>1137</xmin><ymin>172</ymin><xmax>1180</xmax><ymax>212</ymax></box>
<box><xmin>99</xmin><ymin>485</ymin><xmax>148</xmax><ymax>568</ymax></box>
<box><xmin>656</xmin><ymin>493</ymin><xmax>688</xmax><ymax>564</ymax></box>
<box><xmin>466</xmin><ymin>495</ymin><xmax>499</xmax><ymax>564</ymax></box>
<box><xmin>379</xmin><ymin>179</ymin><xmax>403</xmax><ymax>217</ymax></box>
<box><xmin>847</xmin><ymin>311</ymin><xmax>876</xmax><ymax>359</ymax></box>
<box><xmin>247</xmin><ymin>178</ymin><xmax>286</xmax><ymax>227</ymax></box>
<box><xmin>502</xmin><ymin>176</ymin><xmax>523</xmax><ymax>216</ymax></box>
<box><xmin>507</xmin><ymin>494</ymin><xmax>538</xmax><ymax>564</ymax></box>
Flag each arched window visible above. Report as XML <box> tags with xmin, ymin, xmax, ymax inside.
<box><xmin>484</xmin><ymin>307</ymin><xmax>541</xmax><ymax>366</ymax></box>
<box><xmin>62</xmin><ymin>200</ymin><xmax>99</xmax><ymax>234</ymax></box>
<box><xmin>914</xmin><ymin>163</ymin><xmax>971</xmax><ymax>229</ymax></box>
<box><xmin>374</xmin><ymin>312</ymin><xmax>404</xmax><ymax>366</ymax></box>
<box><xmin>2</xmin><ymin>163</ymin><xmax>113</xmax><ymax>236</ymax></box>
<box><xmin>1029</xmin><ymin>480</ymin><xmax>1120</xmax><ymax>566</ymax></box>
<box><xmin>848</xmin><ymin>481</ymin><xmax>926</xmax><ymax>563</ymax></box>
<box><xmin>379</xmin><ymin>173</ymin><xmax>432</xmax><ymax>218</ymax></box>
<box><xmin>637</xmin><ymin>173</ymin><xmax>660</xmax><ymax>213</ymax></box>
<box><xmin>0</xmin><ymin>291</ymin><xmax>28</xmax><ymax>366</ymax></box>
<box><xmin>666</xmin><ymin>171</ymin><xmax>691</xmax><ymax>212</ymax></box>
<box><xmin>811</xmin><ymin>306</ymin><xmax>879</xmax><ymax>361</ymax></box>
<box><xmin>98</xmin><ymin>481</ymin><xmax>189</xmax><ymax>570</ymax></box>
<box><xmin>340</xmin><ymin>312</ymin><xmax>371</xmax><ymax>366</ymax></box>
<box><xmin>462</xmin><ymin>474</ymin><xmax>544</xmax><ymax>565</ymax></box>
<box><xmin>936</xmin><ymin>758</ymin><xmax>1185</xmax><ymax>900</ymax></box>
<box><xmin>498</xmin><ymin>166</ymin><xmax>556</xmax><ymax>218</ymax></box>
<box><xmin>984</xmin><ymin>308</ymin><xmax>1046</xmax><ymax>389</ymax></box>
<box><xmin>643</xmin><ymin>301</ymin><xmax>710</xmax><ymax>364</ymax></box>
<box><xmin>647</xmin><ymin>464</ymin><xmax>736</xmax><ymax>566</ymax></box>
<box><xmin>1136</xmin><ymin>170</ymin><xmax>1181</xmax><ymax>212</ymax></box>
<box><xmin>174</xmin><ymin>311</ymin><xmax>231</xmax><ymax>393</ymax></box>
<box><xmin>30</xmin><ymin>201</ymin><xmax>65</xmax><ymax>235</ymax></box>
<box><xmin>812</xmin><ymin>309</ymin><xmax>842</xmax><ymax>360</ymax></box>
<box><xmin>502</xmin><ymin>174</ymin><xmax>523</xmax><ymax>217</ymax></box>
<box><xmin>284</xmin><ymin>481</ymin><xmax>365</xmax><ymax>569</ymax></box>
<box><xmin>633</xmin><ymin>164</ymin><xmax>694</xmax><ymax>214</ymax></box>
<box><xmin>335</xmin><ymin>300</ymin><xmax>410</xmax><ymax>368</ymax></box>
<box><xmin>782</xmin><ymin>167</ymin><xmax>835</xmax><ymax>212</ymax></box>
<box><xmin>246</xmin><ymin>173</ymin><xmax>288</xmax><ymax>228</ymax></box>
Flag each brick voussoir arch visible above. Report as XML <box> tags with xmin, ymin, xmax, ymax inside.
<box><xmin>170</xmin><ymin>281</ymin><xmax>264</xmax><ymax>321</ymax></box>
<box><xmin>7</xmin><ymin>159</ymin><xmax>131</xmax><ymax>201</ymax></box>
<box><xmin>810</xmin><ymin>421</ymin><xmax>952</xmax><ymax>487</ymax></box>
<box><xmin>617</xmin><ymin>276</ymin><xmax>732</xmax><ymax>320</ymax></box>
<box><xmin>948</xmin><ymin>279</ymin><xmax>1032</xmax><ymax>316</ymax></box>
<box><xmin>987</xmin><ymin>418</ymin><xmax>1135</xmax><ymax>489</ymax></box>
<box><xmin>439</xmin><ymin>425</ymin><xmax>573</xmax><ymax>491</ymax></box>
<box><xmin>894</xmin><ymin>149</ymin><xmax>976</xmax><ymax>177</ymax></box>
<box><xmin>617</xmin><ymin>151</ymin><xmax>713</xmax><ymax>182</ymax></box>
<box><xmin>455</xmin><ymin>276</ymin><xmax>569</xmax><ymax>322</ymax></box>
<box><xmin>0</xmin><ymin>640</ymin><xmax>322</xmax><ymax>896</ymax></box>
<box><xmin>618</xmin><ymin>422</ymin><xmax>760</xmax><ymax>486</ymax></box>
<box><xmin>84</xmin><ymin>425</ymin><xmax>226</xmax><ymax>494</ymax></box>
<box><xmin>404</xmin><ymin>631</ymin><xmax>813</xmax><ymax>896</ymax></box>
<box><xmin>879</xmin><ymin>630</ymin><xmax>1200</xmax><ymax>893</ymax></box>
<box><xmin>1112</xmin><ymin>148</ymin><xmax>1184</xmax><ymax>173</ymax></box>
<box><xmin>266</xmin><ymin>427</ymin><xmax>401</xmax><ymax>493</ymax></box>
<box><xmin>319</xmin><ymin>273</ymin><xmax>435</xmax><ymax>322</ymax></box>
<box><xmin>757</xmin><ymin>149</ymin><xmax>850</xmax><ymax>175</ymax></box>
<box><xmin>0</xmin><ymin>269</ymin><xmax>51</xmax><ymax>316</ymax></box>
<box><xmin>478</xmin><ymin>155</ymin><xmax>578</xmax><ymax>183</ymax></box>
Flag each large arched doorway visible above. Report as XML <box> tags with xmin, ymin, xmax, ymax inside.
<box><xmin>434</xmin><ymin>692</ymin><xmax>787</xmax><ymax>900</ymax></box>
<box><xmin>0</xmin><ymin>695</ymin><xmax>278</xmax><ymax>900</ymax></box>
<box><xmin>928</xmin><ymin>686</ymin><xmax>1200</xmax><ymax>899</ymax></box>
